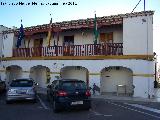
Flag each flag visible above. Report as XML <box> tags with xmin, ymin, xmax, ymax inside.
<box><xmin>16</xmin><ymin>23</ymin><xmax>24</xmax><ymax>48</ymax></box>
<box><xmin>94</xmin><ymin>13</ymin><xmax>98</xmax><ymax>44</ymax></box>
<box><xmin>47</xmin><ymin>18</ymin><xmax>52</xmax><ymax>47</ymax></box>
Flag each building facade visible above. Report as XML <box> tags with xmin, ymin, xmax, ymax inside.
<box><xmin>0</xmin><ymin>11</ymin><xmax>156</xmax><ymax>98</ymax></box>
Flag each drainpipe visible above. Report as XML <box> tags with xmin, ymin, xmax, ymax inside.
<box><xmin>154</xmin><ymin>52</ymin><xmax>158</xmax><ymax>87</ymax></box>
<box><xmin>146</xmin><ymin>15</ymin><xmax>150</xmax><ymax>99</ymax></box>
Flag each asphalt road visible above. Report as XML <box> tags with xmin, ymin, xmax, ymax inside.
<box><xmin>0</xmin><ymin>93</ymin><xmax>160</xmax><ymax>120</ymax></box>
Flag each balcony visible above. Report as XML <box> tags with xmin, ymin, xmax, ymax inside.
<box><xmin>13</xmin><ymin>43</ymin><xmax>123</xmax><ymax>57</ymax></box>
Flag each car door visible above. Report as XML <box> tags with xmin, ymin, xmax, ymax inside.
<box><xmin>50</xmin><ymin>81</ymin><xmax>59</xmax><ymax>100</ymax></box>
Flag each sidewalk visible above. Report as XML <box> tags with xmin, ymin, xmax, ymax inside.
<box><xmin>36</xmin><ymin>87</ymin><xmax>160</xmax><ymax>103</ymax></box>
<box><xmin>91</xmin><ymin>94</ymin><xmax>160</xmax><ymax>103</ymax></box>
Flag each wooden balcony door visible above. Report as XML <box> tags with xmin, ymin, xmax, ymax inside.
<box><xmin>100</xmin><ymin>32</ymin><xmax>113</xmax><ymax>43</ymax></box>
<box><xmin>100</xmin><ymin>32</ymin><xmax>113</xmax><ymax>55</ymax></box>
<box><xmin>33</xmin><ymin>38</ymin><xmax>43</xmax><ymax>56</ymax></box>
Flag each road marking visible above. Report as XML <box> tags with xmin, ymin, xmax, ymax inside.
<box><xmin>107</xmin><ymin>101</ymin><xmax>160</xmax><ymax>119</ymax></box>
<box><xmin>37</xmin><ymin>95</ymin><xmax>49</xmax><ymax>110</ymax></box>
<box><xmin>124</xmin><ymin>103</ymin><xmax>160</xmax><ymax>114</ymax></box>
<box><xmin>90</xmin><ymin>109</ymin><xmax>112</xmax><ymax>117</ymax></box>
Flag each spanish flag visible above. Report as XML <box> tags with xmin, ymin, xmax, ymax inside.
<box><xmin>47</xmin><ymin>18</ymin><xmax>52</xmax><ymax>47</ymax></box>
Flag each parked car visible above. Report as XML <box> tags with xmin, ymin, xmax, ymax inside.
<box><xmin>6</xmin><ymin>78</ymin><xmax>37</xmax><ymax>103</ymax></box>
<box><xmin>47</xmin><ymin>79</ymin><xmax>91</xmax><ymax>112</ymax></box>
<box><xmin>0</xmin><ymin>81</ymin><xmax>6</xmax><ymax>93</ymax></box>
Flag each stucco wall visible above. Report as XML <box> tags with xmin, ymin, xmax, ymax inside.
<box><xmin>2</xmin><ymin>33</ymin><xmax>14</xmax><ymax>57</ymax></box>
<box><xmin>123</xmin><ymin>15</ymin><xmax>153</xmax><ymax>55</ymax></box>
<box><xmin>61</xmin><ymin>66</ymin><xmax>87</xmax><ymax>82</ymax></box>
<box><xmin>9</xmin><ymin>27</ymin><xmax>123</xmax><ymax>54</ymax></box>
<box><xmin>0</xmin><ymin>26</ymin><xmax>9</xmax><ymax>57</ymax></box>
<box><xmin>101</xmin><ymin>67</ymin><xmax>133</xmax><ymax>94</ymax></box>
<box><xmin>1</xmin><ymin>59</ymin><xmax>155</xmax><ymax>98</ymax></box>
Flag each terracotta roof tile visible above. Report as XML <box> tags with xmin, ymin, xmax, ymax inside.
<box><xmin>3</xmin><ymin>10</ymin><xmax>154</xmax><ymax>34</ymax></box>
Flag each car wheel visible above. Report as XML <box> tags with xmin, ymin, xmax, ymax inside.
<box><xmin>84</xmin><ymin>104</ymin><xmax>91</xmax><ymax>110</ymax></box>
<box><xmin>32</xmin><ymin>99</ymin><xmax>37</xmax><ymax>103</ymax></box>
<box><xmin>53</xmin><ymin>101</ymin><xmax>60</xmax><ymax>113</ymax></box>
<box><xmin>85</xmin><ymin>106</ymin><xmax>91</xmax><ymax>110</ymax></box>
<box><xmin>47</xmin><ymin>94</ymin><xmax>49</xmax><ymax>101</ymax></box>
<box><xmin>6</xmin><ymin>100</ymin><xmax>11</xmax><ymax>104</ymax></box>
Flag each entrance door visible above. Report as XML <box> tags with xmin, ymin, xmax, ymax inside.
<box><xmin>33</xmin><ymin>38</ymin><xmax>43</xmax><ymax>56</ymax></box>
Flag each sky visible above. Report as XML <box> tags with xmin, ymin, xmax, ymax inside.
<box><xmin>0</xmin><ymin>0</ymin><xmax>160</xmax><ymax>64</ymax></box>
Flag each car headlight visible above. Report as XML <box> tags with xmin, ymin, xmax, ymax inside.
<box><xmin>8</xmin><ymin>89</ymin><xmax>17</xmax><ymax>94</ymax></box>
<box><xmin>27</xmin><ymin>88</ymin><xmax>35</xmax><ymax>94</ymax></box>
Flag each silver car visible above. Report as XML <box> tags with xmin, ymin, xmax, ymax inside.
<box><xmin>6</xmin><ymin>78</ymin><xmax>37</xmax><ymax>103</ymax></box>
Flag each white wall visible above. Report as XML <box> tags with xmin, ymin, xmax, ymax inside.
<box><xmin>1</xmin><ymin>59</ymin><xmax>155</xmax><ymax>98</ymax></box>
<box><xmin>30</xmin><ymin>67</ymin><xmax>48</xmax><ymax>88</ymax></box>
<box><xmin>2</xmin><ymin>33</ymin><xmax>14</xmax><ymax>57</ymax></box>
<box><xmin>61</xmin><ymin>66</ymin><xmax>88</xmax><ymax>82</ymax></box>
<box><xmin>113</xmin><ymin>30</ymin><xmax>123</xmax><ymax>43</ymax></box>
<box><xmin>101</xmin><ymin>67</ymin><xmax>133</xmax><ymax>94</ymax></box>
<box><xmin>0</xmin><ymin>26</ymin><xmax>9</xmax><ymax>57</ymax></box>
<box><xmin>6</xmin><ymin>67</ymin><xmax>22</xmax><ymax>83</ymax></box>
<box><xmin>11</xmin><ymin>27</ymin><xmax>123</xmax><ymax>50</ymax></box>
<box><xmin>123</xmin><ymin>15</ymin><xmax>153</xmax><ymax>55</ymax></box>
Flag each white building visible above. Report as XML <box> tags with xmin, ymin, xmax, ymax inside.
<box><xmin>0</xmin><ymin>11</ymin><xmax>156</xmax><ymax>98</ymax></box>
<box><xmin>0</xmin><ymin>25</ymin><xmax>9</xmax><ymax>80</ymax></box>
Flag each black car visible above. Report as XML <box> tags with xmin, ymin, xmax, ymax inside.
<box><xmin>47</xmin><ymin>79</ymin><xmax>91</xmax><ymax>112</ymax></box>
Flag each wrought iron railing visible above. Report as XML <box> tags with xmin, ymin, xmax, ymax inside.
<box><xmin>13</xmin><ymin>43</ymin><xmax>123</xmax><ymax>57</ymax></box>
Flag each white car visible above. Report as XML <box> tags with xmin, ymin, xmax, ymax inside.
<box><xmin>6</xmin><ymin>78</ymin><xmax>37</xmax><ymax>103</ymax></box>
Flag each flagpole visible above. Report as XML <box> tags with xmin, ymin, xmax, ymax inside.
<box><xmin>94</xmin><ymin>11</ymin><xmax>98</xmax><ymax>44</ymax></box>
<box><xmin>144</xmin><ymin>0</ymin><xmax>145</xmax><ymax>11</ymax></box>
<box><xmin>47</xmin><ymin>14</ymin><xmax>52</xmax><ymax>47</ymax></box>
<box><xmin>21</xmin><ymin>19</ymin><xmax>26</xmax><ymax>48</ymax></box>
<box><xmin>16</xmin><ymin>19</ymin><xmax>25</xmax><ymax>48</ymax></box>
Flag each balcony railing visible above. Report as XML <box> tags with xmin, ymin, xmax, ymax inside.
<box><xmin>13</xmin><ymin>43</ymin><xmax>123</xmax><ymax>57</ymax></box>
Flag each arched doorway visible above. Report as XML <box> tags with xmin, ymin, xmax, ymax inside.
<box><xmin>6</xmin><ymin>65</ymin><xmax>22</xmax><ymax>83</ymax></box>
<box><xmin>100</xmin><ymin>66</ymin><xmax>133</xmax><ymax>96</ymax></box>
<box><xmin>60</xmin><ymin>66</ymin><xmax>89</xmax><ymax>86</ymax></box>
<box><xmin>30</xmin><ymin>65</ymin><xmax>50</xmax><ymax>88</ymax></box>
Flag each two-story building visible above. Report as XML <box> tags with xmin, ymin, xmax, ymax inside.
<box><xmin>0</xmin><ymin>11</ymin><xmax>155</xmax><ymax>98</ymax></box>
<box><xmin>0</xmin><ymin>25</ymin><xmax>9</xmax><ymax>80</ymax></box>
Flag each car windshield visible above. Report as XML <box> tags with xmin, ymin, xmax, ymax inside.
<box><xmin>61</xmin><ymin>81</ymin><xmax>87</xmax><ymax>91</ymax></box>
<box><xmin>10</xmin><ymin>80</ymin><xmax>33</xmax><ymax>87</ymax></box>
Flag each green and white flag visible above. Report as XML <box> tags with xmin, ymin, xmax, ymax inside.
<box><xmin>94</xmin><ymin>13</ymin><xmax>98</xmax><ymax>44</ymax></box>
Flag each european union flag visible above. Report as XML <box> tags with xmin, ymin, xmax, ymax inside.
<box><xmin>16</xmin><ymin>23</ymin><xmax>24</xmax><ymax>48</ymax></box>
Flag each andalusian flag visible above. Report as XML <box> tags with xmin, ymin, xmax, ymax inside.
<box><xmin>94</xmin><ymin>13</ymin><xmax>98</xmax><ymax>44</ymax></box>
<box><xmin>47</xmin><ymin>18</ymin><xmax>52</xmax><ymax>46</ymax></box>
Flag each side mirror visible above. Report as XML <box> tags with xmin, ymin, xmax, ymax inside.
<box><xmin>47</xmin><ymin>85</ymin><xmax>51</xmax><ymax>88</ymax></box>
<box><xmin>35</xmin><ymin>83</ymin><xmax>38</xmax><ymax>86</ymax></box>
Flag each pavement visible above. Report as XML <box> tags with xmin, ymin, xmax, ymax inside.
<box><xmin>36</xmin><ymin>87</ymin><xmax>160</xmax><ymax>103</ymax></box>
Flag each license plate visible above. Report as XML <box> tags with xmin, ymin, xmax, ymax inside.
<box><xmin>71</xmin><ymin>101</ymin><xmax>83</xmax><ymax>105</ymax></box>
<box><xmin>17</xmin><ymin>90</ymin><xmax>26</xmax><ymax>94</ymax></box>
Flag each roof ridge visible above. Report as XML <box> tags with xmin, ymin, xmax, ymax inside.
<box><xmin>3</xmin><ymin>10</ymin><xmax>154</xmax><ymax>34</ymax></box>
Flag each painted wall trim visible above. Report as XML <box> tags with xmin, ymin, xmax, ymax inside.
<box><xmin>2</xmin><ymin>70</ymin><xmax>154</xmax><ymax>78</ymax></box>
<box><xmin>1</xmin><ymin>55</ymin><xmax>154</xmax><ymax>61</ymax></box>
<box><xmin>132</xmin><ymin>74</ymin><xmax>154</xmax><ymax>77</ymax></box>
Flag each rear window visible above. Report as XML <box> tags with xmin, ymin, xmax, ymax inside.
<box><xmin>10</xmin><ymin>80</ymin><xmax>33</xmax><ymax>87</ymax></box>
<box><xmin>61</xmin><ymin>81</ymin><xmax>87</xmax><ymax>90</ymax></box>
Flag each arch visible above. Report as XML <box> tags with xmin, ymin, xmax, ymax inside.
<box><xmin>100</xmin><ymin>66</ymin><xmax>133</xmax><ymax>96</ymax></box>
<box><xmin>6</xmin><ymin>65</ymin><xmax>22</xmax><ymax>83</ymax></box>
<box><xmin>30</xmin><ymin>65</ymin><xmax>51</xmax><ymax>88</ymax></box>
<box><xmin>60</xmin><ymin>66</ymin><xmax>89</xmax><ymax>86</ymax></box>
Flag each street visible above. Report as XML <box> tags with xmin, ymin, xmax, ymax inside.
<box><xmin>0</xmin><ymin>93</ymin><xmax>160</xmax><ymax>120</ymax></box>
